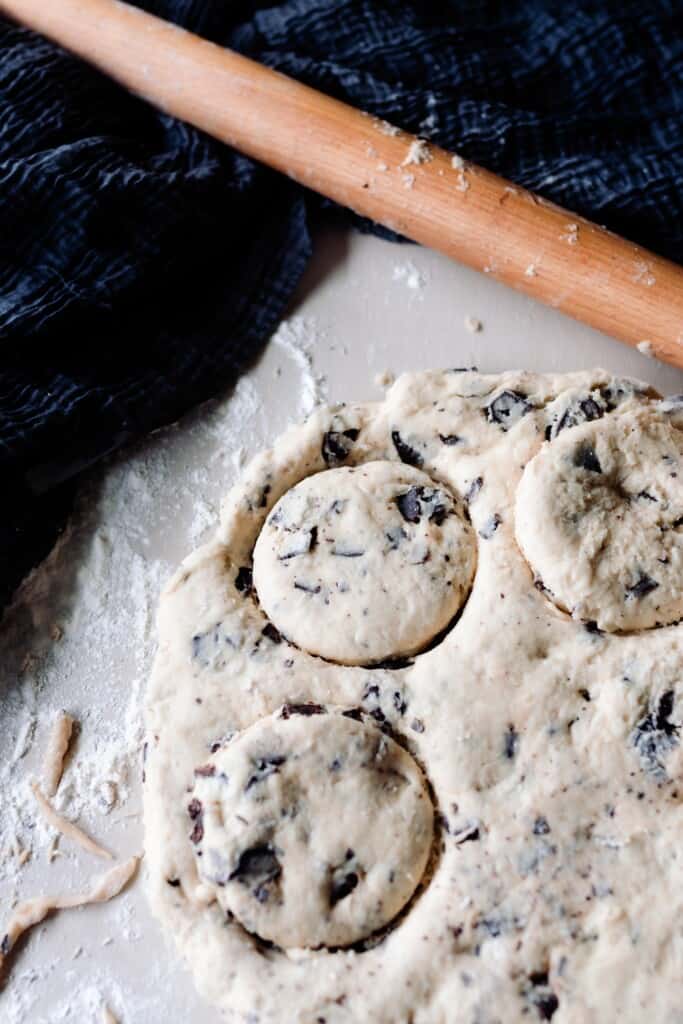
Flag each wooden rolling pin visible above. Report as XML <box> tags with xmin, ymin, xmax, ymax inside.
<box><xmin>2</xmin><ymin>0</ymin><xmax>683</xmax><ymax>370</ymax></box>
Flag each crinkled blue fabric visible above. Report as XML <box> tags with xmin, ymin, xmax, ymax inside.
<box><xmin>1</xmin><ymin>0</ymin><xmax>682</xmax><ymax>608</ymax></box>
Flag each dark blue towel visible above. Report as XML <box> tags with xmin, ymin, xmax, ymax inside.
<box><xmin>1</xmin><ymin>1</ymin><xmax>682</xmax><ymax>609</ymax></box>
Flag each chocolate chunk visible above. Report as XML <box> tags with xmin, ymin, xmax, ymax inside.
<box><xmin>429</xmin><ymin>502</ymin><xmax>448</xmax><ymax>526</ymax></box>
<box><xmin>194</xmin><ymin>764</ymin><xmax>216</xmax><ymax>778</ymax></box>
<box><xmin>385</xmin><ymin>525</ymin><xmax>407</xmax><ymax>550</ymax></box>
<box><xmin>632</xmin><ymin>690</ymin><xmax>679</xmax><ymax>778</ymax></box>
<box><xmin>573</xmin><ymin>444</ymin><xmax>602</xmax><ymax>473</ymax></box>
<box><xmin>188</xmin><ymin>809</ymin><xmax>204</xmax><ymax>843</ymax></box>
<box><xmin>280</xmin><ymin>702</ymin><xmax>326</xmax><ymax>718</ymax></box>
<box><xmin>396</xmin><ymin>487</ymin><xmax>422</xmax><ymax>523</ymax></box>
<box><xmin>246</xmin><ymin>755</ymin><xmax>287</xmax><ymax>791</ymax></box>
<box><xmin>532</xmin><ymin>816</ymin><xmax>550</xmax><ymax>835</ymax></box>
<box><xmin>322</xmin><ymin>429</ymin><xmax>359</xmax><ymax>466</ymax></box>
<box><xmin>167</xmin><ymin>877</ymin><xmax>181</xmax><ymax>887</ymax></box>
<box><xmin>392</xmin><ymin>691</ymin><xmax>408</xmax><ymax>715</ymax></box>
<box><xmin>504</xmin><ymin>724</ymin><xmax>519</xmax><ymax>759</ymax></box>
<box><xmin>550</xmin><ymin>395</ymin><xmax>605</xmax><ymax>439</ymax></box>
<box><xmin>191</xmin><ymin>624</ymin><xmax>236</xmax><ymax>670</ymax></box>
<box><xmin>395</xmin><ymin>486</ymin><xmax>448</xmax><ymax>525</ymax></box>
<box><xmin>478</xmin><ymin>513</ymin><xmax>501</xmax><ymax>539</ymax></box>
<box><xmin>464</xmin><ymin>477</ymin><xmax>483</xmax><ymax>504</ymax></box>
<box><xmin>330</xmin><ymin>872</ymin><xmax>359</xmax><ymax>905</ymax></box>
<box><xmin>626</xmin><ymin>573</ymin><xmax>659</xmax><ymax>599</ymax></box>
<box><xmin>330</xmin><ymin>850</ymin><xmax>360</xmax><ymax>905</ymax></box>
<box><xmin>584</xmin><ymin>620</ymin><xmax>602</xmax><ymax>635</ymax></box>
<box><xmin>234</xmin><ymin>566</ymin><xmax>253</xmax><ymax>594</ymax></box>
<box><xmin>672</xmin><ymin>515</ymin><xmax>683</xmax><ymax>528</ymax></box>
<box><xmin>331</xmin><ymin>544</ymin><xmax>365</xmax><ymax>557</ymax></box>
<box><xmin>278</xmin><ymin>528</ymin><xmax>317</xmax><ymax>560</ymax></box>
<box><xmin>452</xmin><ymin>823</ymin><xmax>480</xmax><ymax>844</ymax></box>
<box><xmin>257</xmin><ymin>484</ymin><xmax>271</xmax><ymax>509</ymax></box>
<box><xmin>1</xmin><ymin>934</ymin><xmax>11</xmax><ymax>955</ymax></box>
<box><xmin>439</xmin><ymin>433</ymin><xmax>462</xmax><ymax>446</ymax></box>
<box><xmin>229</xmin><ymin>844</ymin><xmax>282</xmax><ymax>903</ymax></box>
<box><xmin>526</xmin><ymin>971</ymin><xmax>559</xmax><ymax>1021</ymax></box>
<box><xmin>536</xmin><ymin>994</ymin><xmax>559</xmax><ymax>1021</ymax></box>
<box><xmin>261</xmin><ymin>622</ymin><xmax>282</xmax><ymax>644</ymax></box>
<box><xmin>637</xmin><ymin>490</ymin><xmax>657</xmax><ymax>502</ymax></box>
<box><xmin>391</xmin><ymin>430</ymin><xmax>424</xmax><ymax>467</ymax></box>
<box><xmin>341</xmin><ymin>707</ymin><xmax>364</xmax><ymax>722</ymax></box>
<box><xmin>477</xmin><ymin>916</ymin><xmax>505</xmax><ymax>938</ymax></box>
<box><xmin>485</xmin><ymin>390</ymin><xmax>532</xmax><ymax>430</ymax></box>
<box><xmin>293</xmin><ymin>581</ymin><xmax>321</xmax><ymax>594</ymax></box>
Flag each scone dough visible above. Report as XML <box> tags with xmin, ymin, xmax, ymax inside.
<box><xmin>516</xmin><ymin>405</ymin><xmax>683</xmax><ymax>631</ymax></box>
<box><xmin>144</xmin><ymin>369</ymin><xmax>683</xmax><ymax>1024</ymax></box>
<box><xmin>189</xmin><ymin>704</ymin><xmax>433</xmax><ymax>948</ymax></box>
<box><xmin>253</xmin><ymin>462</ymin><xmax>475</xmax><ymax>664</ymax></box>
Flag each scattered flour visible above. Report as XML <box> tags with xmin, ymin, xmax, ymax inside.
<box><xmin>376</xmin><ymin>119</ymin><xmax>401</xmax><ymax>137</ymax></box>
<box><xmin>464</xmin><ymin>316</ymin><xmax>482</xmax><ymax>333</ymax></box>
<box><xmin>0</xmin><ymin>313</ymin><xmax>328</xmax><ymax>1023</ymax></box>
<box><xmin>633</xmin><ymin>260</ymin><xmax>656</xmax><ymax>287</ymax></box>
<box><xmin>271</xmin><ymin>317</ymin><xmax>328</xmax><ymax>419</ymax></box>
<box><xmin>392</xmin><ymin>261</ymin><xmax>426</xmax><ymax>292</ymax></box>
<box><xmin>401</xmin><ymin>139</ymin><xmax>431</xmax><ymax>166</ymax></box>
<box><xmin>560</xmin><ymin>223</ymin><xmax>579</xmax><ymax>245</ymax></box>
<box><xmin>637</xmin><ymin>340</ymin><xmax>655</xmax><ymax>358</ymax></box>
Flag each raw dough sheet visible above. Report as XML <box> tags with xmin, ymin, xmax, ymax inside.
<box><xmin>145</xmin><ymin>367</ymin><xmax>683</xmax><ymax>1023</ymax></box>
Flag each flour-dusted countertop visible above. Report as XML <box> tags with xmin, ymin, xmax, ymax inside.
<box><xmin>2</xmin><ymin>228</ymin><xmax>682</xmax><ymax>1023</ymax></box>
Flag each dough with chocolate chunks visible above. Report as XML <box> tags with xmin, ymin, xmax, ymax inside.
<box><xmin>516</xmin><ymin>405</ymin><xmax>683</xmax><ymax>631</ymax></box>
<box><xmin>189</xmin><ymin>706</ymin><xmax>433</xmax><ymax>949</ymax></box>
<box><xmin>144</xmin><ymin>369</ymin><xmax>683</xmax><ymax>1024</ymax></box>
<box><xmin>253</xmin><ymin>461</ymin><xmax>475</xmax><ymax>664</ymax></box>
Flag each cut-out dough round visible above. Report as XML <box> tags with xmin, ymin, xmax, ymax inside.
<box><xmin>515</xmin><ymin>407</ymin><xmax>683</xmax><ymax>631</ymax></box>
<box><xmin>252</xmin><ymin>461</ymin><xmax>476</xmax><ymax>664</ymax></box>
<box><xmin>188</xmin><ymin>705</ymin><xmax>434</xmax><ymax>949</ymax></box>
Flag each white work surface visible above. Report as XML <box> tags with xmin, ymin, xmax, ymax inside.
<box><xmin>2</xmin><ymin>227</ymin><xmax>683</xmax><ymax>1023</ymax></box>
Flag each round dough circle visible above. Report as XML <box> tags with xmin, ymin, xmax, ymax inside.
<box><xmin>252</xmin><ymin>461</ymin><xmax>476</xmax><ymax>664</ymax></box>
<box><xmin>188</xmin><ymin>706</ymin><xmax>434</xmax><ymax>949</ymax></box>
<box><xmin>515</xmin><ymin>407</ymin><xmax>683</xmax><ymax>631</ymax></box>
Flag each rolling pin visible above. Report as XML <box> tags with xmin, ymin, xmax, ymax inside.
<box><xmin>2</xmin><ymin>0</ymin><xmax>683</xmax><ymax>370</ymax></box>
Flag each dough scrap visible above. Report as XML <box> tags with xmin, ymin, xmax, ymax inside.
<box><xmin>0</xmin><ymin>856</ymin><xmax>139</xmax><ymax>975</ymax></box>
<box><xmin>31</xmin><ymin>781</ymin><xmax>112</xmax><ymax>860</ymax></box>
<box><xmin>190</xmin><ymin>705</ymin><xmax>433</xmax><ymax>948</ymax></box>
<box><xmin>253</xmin><ymin>461</ymin><xmax>475</xmax><ymax>664</ymax></box>
<box><xmin>42</xmin><ymin>710</ymin><xmax>75</xmax><ymax>797</ymax></box>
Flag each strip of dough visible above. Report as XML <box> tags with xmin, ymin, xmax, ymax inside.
<box><xmin>43</xmin><ymin>711</ymin><xmax>75</xmax><ymax>797</ymax></box>
<box><xmin>0</xmin><ymin>856</ymin><xmax>139</xmax><ymax>972</ymax></box>
<box><xmin>31</xmin><ymin>781</ymin><xmax>113</xmax><ymax>860</ymax></box>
